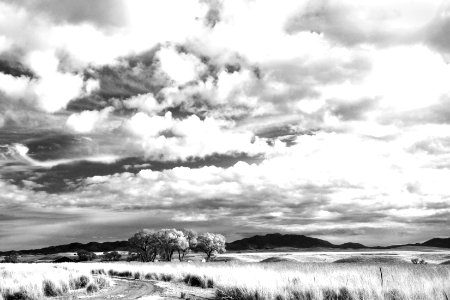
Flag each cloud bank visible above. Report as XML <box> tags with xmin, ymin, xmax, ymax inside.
<box><xmin>0</xmin><ymin>0</ymin><xmax>450</xmax><ymax>249</ymax></box>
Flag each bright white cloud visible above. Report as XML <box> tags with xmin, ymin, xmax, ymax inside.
<box><xmin>125</xmin><ymin>112</ymin><xmax>278</xmax><ymax>160</ymax></box>
<box><xmin>66</xmin><ymin>107</ymin><xmax>114</xmax><ymax>133</ymax></box>
<box><xmin>156</xmin><ymin>46</ymin><xmax>206</xmax><ymax>85</ymax></box>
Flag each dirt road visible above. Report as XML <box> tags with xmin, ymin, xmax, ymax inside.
<box><xmin>56</xmin><ymin>277</ymin><xmax>215</xmax><ymax>300</ymax></box>
<box><xmin>56</xmin><ymin>278</ymin><xmax>163</xmax><ymax>300</ymax></box>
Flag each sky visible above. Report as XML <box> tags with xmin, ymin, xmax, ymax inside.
<box><xmin>0</xmin><ymin>0</ymin><xmax>450</xmax><ymax>250</ymax></box>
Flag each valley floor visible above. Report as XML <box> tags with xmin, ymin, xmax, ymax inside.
<box><xmin>1</xmin><ymin>249</ymin><xmax>450</xmax><ymax>300</ymax></box>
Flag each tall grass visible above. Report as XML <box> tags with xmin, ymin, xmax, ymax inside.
<box><xmin>68</xmin><ymin>261</ymin><xmax>450</xmax><ymax>300</ymax></box>
<box><xmin>2</xmin><ymin>262</ymin><xmax>450</xmax><ymax>299</ymax></box>
<box><xmin>0</xmin><ymin>263</ymin><xmax>110</xmax><ymax>299</ymax></box>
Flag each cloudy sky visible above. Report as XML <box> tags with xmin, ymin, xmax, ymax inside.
<box><xmin>1</xmin><ymin>0</ymin><xmax>450</xmax><ymax>250</ymax></box>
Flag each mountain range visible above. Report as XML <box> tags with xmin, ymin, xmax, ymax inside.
<box><xmin>1</xmin><ymin>234</ymin><xmax>449</xmax><ymax>256</ymax></box>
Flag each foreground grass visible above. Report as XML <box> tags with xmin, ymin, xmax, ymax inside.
<box><xmin>2</xmin><ymin>262</ymin><xmax>449</xmax><ymax>299</ymax></box>
<box><xmin>72</xmin><ymin>262</ymin><xmax>450</xmax><ymax>300</ymax></box>
<box><xmin>0</xmin><ymin>264</ymin><xmax>111</xmax><ymax>299</ymax></box>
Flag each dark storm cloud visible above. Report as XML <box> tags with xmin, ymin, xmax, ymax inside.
<box><xmin>1</xmin><ymin>129</ymin><xmax>263</xmax><ymax>193</ymax></box>
<box><xmin>0</xmin><ymin>0</ymin><xmax>128</xmax><ymax>29</ymax></box>
<box><xmin>0</xmin><ymin>58</ymin><xmax>34</xmax><ymax>78</ymax></box>
<box><xmin>67</xmin><ymin>48</ymin><xmax>165</xmax><ymax>112</ymax></box>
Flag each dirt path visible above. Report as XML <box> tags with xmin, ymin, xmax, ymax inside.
<box><xmin>89</xmin><ymin>278</ymin><xmax>163</xmax><ymax>299</ymax></box>
<box><xmin>56</xmin><ymin>277</ymin><xmax>215</xmax><ymax>300</ymax></box>
<box><xmin>56</xmin><ymin>278</ymin><xmax>163</xmax><ymax>300</ymax></box>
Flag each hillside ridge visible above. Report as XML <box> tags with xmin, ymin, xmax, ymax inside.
<box><xmin>1</xmin><ymin>234</ymin><xmax>449</xmax><ymax>255</ymax></box>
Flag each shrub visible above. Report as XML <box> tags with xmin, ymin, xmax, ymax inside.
<box><xmin>77</xmin><ymin>250</ymin><xmax>97</xmax><ymax>262</ymax></box>
<box><xmin>60</xmin><ymin>281</ymin><xmax>69</xmax><ymax>294</ymax></box>
<box><xmin>70</xmin><ymin>275</ymin><xmax>90</xmax><ymax>289</ymax></box>
<box><xmin>183</xmin><ymin>274</ymin><xmax>214</xmax><ymax>288</ymax></box>
<box><xmin>134</xmin><ymin>272</ymin><xmax>141</xmax><ymax>280</ymax></box>
<box><xmin>384</xmin><ymin>289</ymin><xmax>403</xmax><ymax>300</ymax></box>
<box><xmin>145</xmin><ymin>273</ymin><xmax>158</xmax><ymax>280</ymax></box>
<box><xmin>86</xmin><ymin>283</ymin><xmax>99</xmax><ymax>294</ymax></box>
<box><xmin>91</xmin><ymin>269</ymin><xmax>106</xmax><ymax>275</ymax></box>
<box><xmin>103</xmin><ymin>251</ymin><xmax>121</xmax><ymax>262</ymax></box>
<box><xmin>3</xmin><ymin>290</ymin><xmax>33</xmax><ymax>300</ymax></box>
<box><xmin>3</xmin><ymin>254</ymin><xmax>19</xmax><ymax>264</ymax></box>
<box><xmin>160</xmin><ymin>274</ymin><xmax>173</xmax><ymax>282</ymax></box>
<box><xmin>216</xmin><ymin>287</ymin><xmax>263</xmax><ymax>300</ymax></box>
<box><xmin>411</xmin><ymin>258</ymin><xmax>427</xmax><ymax>265</ymax></box>
<box><xmin>94</xmin><ymin>276</ymin><xmax>110</xmax><ymax>289</ymax></box>
<box><xmin>42</xmin><ymin>280</ymin><xmax>63</xmax><ymax>297</ymax></box>
<box><xmin>116</xmin><ymin>271</ymin><xmax>133</xmax><ymax>278</ymax></box>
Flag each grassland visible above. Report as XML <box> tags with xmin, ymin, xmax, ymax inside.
<box><xmin>1</xmin><ymin>250</ymin><xmax>450</xmax><ymax>300</ymax></box>
<box><xmin>0</xmin><ymin>263</ymin><xmax>111</xmax><ymax>299</ymax></box>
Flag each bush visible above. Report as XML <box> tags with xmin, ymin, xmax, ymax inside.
<box><xmin>116</xmin><ymin>271</ymin><xmax>133</xmax><ymax>278</ymax></box>
<box><xmin>411</xmin><ymin>258</ymin><xmax>427</xmax><ymax>264</ymax></box>
<box><xmin>183</xmin><ymin>274</ymin><xmax>214</xmax><ymax>288</ymax></box>
<box><xmin>91</xmin><ymin>269</ymin><xmax>106</xmax><ymax>275</ymax></box>
<box><xmin>60</xmin><ymin>281</ymin><xmax>69</xmax><ymax>293</ymax></box>
<box><xmin>94</xmin><ymin>276</ymin><xmax>110</xmax><ymax>289</ymax></box>
<box><xmin>3</xmin><ymin>253</ymin><xmax>19</xmax><ymax>264</ymax></box>
<box><xmin>103</xmin><ymin>251</ymin><xmax>121</xmax><ymax>261</ymax></box>
<box><xmin>86</xmin><ymin>283</ymin><xmax>99</xmax><ymax>294</ymax></box>
<box><xmin>77</xmin><ymin>250</ymin><xmax>97</xmax><ymax>262</ymax></box>
<box><xmin>42</xmin><ymin>280</ymin><xmax>63</xmax><ymax>297</ymax></box>
<box><xmin>216</xmin><ymin>287</ymin><xmax>262</xmax><ymax>300</ymax></box>
<box><xmin>3</xmin><ymin>290</ymin><xmax>33</xmax><ymax>300</ymax></box>
<box><xmin>145</xmin><ymin>273</ymin><xmax>158</xmax><ymax>280</ymax></box>
<box><xmin>70</xmin><ymin>275</ymin><xmax>90</xmax><ymax>289</ymax></box>
<box><xmin>160</xmin><ymin>274</ymin><xmax>173</xmax><ymax>282</ymax></box>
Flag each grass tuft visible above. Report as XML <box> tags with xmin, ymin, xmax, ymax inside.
<box><xmin>42</xmin><ymin>279</ymin><xmax>63</xmax><ymax>297</ymax></box>
<box><xmin>86</xmin><ymin>283</ymin><xmax>99</xmax><ymax>294</ymax></box>
<box><xmin>183</xmin><ymin>274</ymin><xmax>214</xmax><ymax>288</ymax></box>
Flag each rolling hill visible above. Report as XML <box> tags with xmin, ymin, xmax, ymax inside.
<box><xmin>226</xmin><ymin>233</ymin><xmax>366</xmax><ymax>250</ymax></box>
<box><xmin>1</xmin><ymin>234</ymin><xmax>449</xmax><ymax>255</ymax></box>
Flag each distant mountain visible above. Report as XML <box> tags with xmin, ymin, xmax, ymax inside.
<box><xmin>339</xmin><ymin>242</ymin><xmax>367</xmax><ymax>249</ymax></box>
<box><xmin>226</xmin><ymin>233</ymin><xmax>362</xmax><ymax>250</ymax></box>
<box><xmin>421</xmin><ymin>237</ymin><xmax>450</xmax><ymax>248</ymax></box>
<box><xmin>0</xmin><ymin>241</ymin><xmax>130</xmax><ymax>256</ymax></box>
<box><xmin>1</xmin><ymin>234</ymin><xmax>449</xmax><ymax>256</ymax></box>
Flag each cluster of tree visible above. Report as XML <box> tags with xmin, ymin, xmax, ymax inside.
<box><xmin>77</xmin><ymin>250</ymin><xmax>97</xmax><ymax>261</ymax></box>
<box><xmin>103</xmin><ymin>251</ymin><xmax>122</xmax><ymax>261</ymax></box>
<box><xmin>1</xmin><ymin>252</ymin><xmax>19</xmax><ymax>263</ymax></box>
<box><xmin>76</xmin><ymin>250</ymin><xmax>122</xmax><ymax>262</ymax></box>
<box><xmin>128</xmin><ymin>229</ymin><xmax>226</xmax><ymax>262</ymax></box>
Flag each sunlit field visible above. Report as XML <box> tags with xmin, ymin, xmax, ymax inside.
<box><xmin>0</xmin><ymin>264</ymin><xmax>111</xmax><ymax>299</ymax></box>
<box><xmin>2</xmin><ymin>260</ymin><xmax>449</xmax><ymax>300</ymax></box>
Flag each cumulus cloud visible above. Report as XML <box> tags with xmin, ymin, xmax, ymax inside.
<box><xmin>125</xmin><ymin>112</ymin><xmax>279</xmax><ymax>160</ymax></box>
<box><xmin>156</xmin><ymin>46</ymin><xmax>207</xmax><ymax>85</ymax></box>
<box><xmin>2</xmin><ymin>0</ymin><xmax>450</xmax><ymax>248</ymax></box>
<box><xmin>66</xmin><ymin>107</ymin><xmax>114</xmax><ymax>133</ymax></box>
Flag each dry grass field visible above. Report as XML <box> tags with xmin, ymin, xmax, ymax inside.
<box><xmin>0</xmin><ymin>263</ymin><xmax>111</xmax><ymax>299</ymax></box>
<box><xmin>1</xmin><ymin>256</ymin><xmax>450</xmax><ymax>300</ymax></box>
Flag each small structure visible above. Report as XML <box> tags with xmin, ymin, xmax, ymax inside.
<box><xmin>53</xmin><ymin>256</ymin><xmax>74</xmax><ymax>263</ymax></box>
